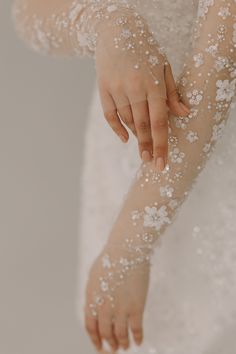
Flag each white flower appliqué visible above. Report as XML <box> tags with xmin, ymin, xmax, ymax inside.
<box><xmin>143</xmin><ymin>206</ymin><xmax>171</xmax><ymax>231</ymax></box>
<box><xmin>211</xmin><ymin>122</ymin><xmax>226</xmax><ymax>141</ymax></box>
<box><xmin>102</xmin><ymin>254</ymin><xmax>112</xmax><ymax>269</ymax></box>
<box><xmin>186</xmin><ymin>130</ymin><xmax>199</xmax><ymax>143</ymax></box>
<box><xmin>198</xmin><ymin>0</ymin><xmax>214</xmax><ymax>18</ymax></box>
<box><xmin>160</xmin><ymin>185</ymin><xmax>174</xmax><ymax>198</ymax></box>
<box><xmin>168</xmin><ymin>199</ymin><xmax>179</xmax><ymax>210</ymax></box>
<box><xmin>218</xmin><ymin>7</ymin><xmax>230</xmax><ymax>20</ymax></box>
<box><xmin>193</xmin><ymin>53</ymin><xmax>204</xmax><ymax>67</ymax></box>
<box><xmin>186</xmin><ymin>89</ymin><xmax>203</xmax><ymax>105</ymax></box>
<box><xmin>170</xmin><ymin>147</ymin><xmax>185</xmax><ymax>164</ymax></box>
<box><xmin>216</xmin><ymin>79</ymin><xmax>236</xmax><ymax>102</ymax></box>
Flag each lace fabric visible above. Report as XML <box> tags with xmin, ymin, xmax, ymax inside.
<box><xmin>83</xmin><ymin>0</ymin><xmax>236</xmax><ymax>316</ymax></box>
<box><xmin>11</xmin><ymin>0</ymin><xmax>236</xmax><ymax>351</ymax></box>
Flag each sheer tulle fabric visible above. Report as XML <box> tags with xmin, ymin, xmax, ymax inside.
<box><xmin>11</xmin><ymin>1</ymin><xmax>236</xmax><ymax>353</ymax></box>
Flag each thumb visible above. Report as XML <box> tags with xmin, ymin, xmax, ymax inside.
<box><xmin>164</xmin><ymin>62</ymin><xmax>190</xmax><ymax>116</ymax></box>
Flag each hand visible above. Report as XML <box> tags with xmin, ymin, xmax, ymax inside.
<box><xmin>95</xmin><ymin>9</ymin><xmax>189</xmax><ymax>171</ymax></box>
<box><xmin>84</xmin><ymin>244</ymin><xmax>150</xmax><ymax>352</ymax></box>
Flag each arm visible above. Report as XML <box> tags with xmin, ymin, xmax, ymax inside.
<box><xmin>104</xmin><ymin>0</ymin><xmax>236</xmax><ymax>252</ymax></box>
<box><xmin>11</xmin><ymin>0</ymin><xmax>139</xmax><ymax>58</ymax></box>
<box><xmin>12</xmin><ymin>0</ymin><xmax>190</xmax><ymax>168</ymax></box>
<box><xmin>85</xmin><ymin>0</ymin><xmax>236</xmax><ymax>350</ymax></box>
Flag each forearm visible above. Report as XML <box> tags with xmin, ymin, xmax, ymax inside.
<box><xmin>84</xmin><ymin>0</ymin><xmax>236</xmax><ymax>319</ymax></box>
<box><xmin>11</xmin><ymin>0</ymin><xmax>141</xmax><ymax>58</ymax></box>
<box><xmin>105</xmin><ymin>0</ymin><xmax>236</xmax><ymax>258</ymax></box>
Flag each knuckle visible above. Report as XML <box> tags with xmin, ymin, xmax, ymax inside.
<box><xmin>126</xmin><ymin>79</ymin><xmax>143</xmax><ymax>94</ymax></box>
<box><xmin>104</xmin><ymin>111</ymin><xmax>116</xmax><ymax>123</ymax></box>
<box><xmin>154</xmin><ymin>146</ymin><xmax>166</xmax><ymax>157</ymax></box>
<box><xmin>101</xmin><ymin>331</ymin><xmax>111</xmax><ymax>340</ymax></box>
<box><xmin>121</xmin><ymin>116</ymin><xmax>133</xmax><ymax>126</ymax></box>
<box><xmin>137</xmin><ymin>120</ymin><xmax>150</xmax><ymax>132</ymax></box>
<box><xmin>154</xmin><ymin>143</ymin><xmax>165</xmax><ymax>152</ymax></box>
<box><xmin>132</xmin><ymin>326</ymin><xmax>142</xmax><ymax>335</ymax></box>
<box><xmin>130</xmin><ymin>86</ymin><xmax>143</xmax><ymax>97</ymax></box>
<box><xmin>85</xmin><ymin>324</ymin><xmax>96</xmax><ymax>335</ymax></box>
<box><xmin>153</xmin><ymin>116</ymin><xmax>167</xmax><ymax>129</ymax></box>
<box><xmin>116</xmin><ymin>330</ymin><xmax>127</xmax><ymax>340</ymax></box>
<box><xmin>128</xmin><ymin>71</ymin><xmax>142</xmax><ymax>84</ymax></box>
<box><xmin>139</xmin><ymin>141</ymin><xmax>152</xmax><ymax>150</ymax></box>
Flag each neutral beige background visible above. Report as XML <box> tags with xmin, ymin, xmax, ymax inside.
<box><xmin>0</xmin><ymin>1</ymin><xmax>96</xmax><ymax>353</ymax></box>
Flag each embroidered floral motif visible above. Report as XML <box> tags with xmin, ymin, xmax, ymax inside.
<box><xmin>213</xmin><ymin>111</ymin><xmax>223</xmax><ymax>122</ymax></box>
<box><xmin>218</xmin><ymin>6</ymin><xmax>231</xmax><ymax>19</ymax></box>
<box><xmin>211</xmin><ymin>121</ymin><xmax>226</xmax><ymax>141</ymax></box>
<box><xmin>186</xmin><ymin>130</ymin><xmax>199</xmax><ymax>143</ymax></box>
<box><xmin>203</xmin><ymin>143</ymin><xmax>211</xmax><ymax>153</ymax></box>
<box><xmin>186</xmin><ymin>89</ymin><xmax>203</xmax><ymax>105</ymax></box>
<box><xmin>216</xmin><ymin>79</ymin><xmax>236</xmax><ymax>102</ymax></box>
<box><xmin>102</xmin><ymin>254</ymin><xmax>112</xmax><ymax>269</ymax></box>
<box><xmin>170</xmin><ymin>147</ymin><xmax>186</xmax><ymax>163</ymax></box>
<box><xmin>148</xmin><ymin>55</ymin><xmax>159</xmax><ymax>66</ymax></box>
<box><xmin>143</xmin><ymin>206</ymin><xmax>171</xmax><ymax>231</ymax></box>
<box><xmin>198</xmin><ymin>0</ymin><xmax>214</xmax><ymax>18</ymax></box>
<box><xmin>214</xmin><ymin>56</ymin><xmax>229</xmax><ymax>72</ymax></box>
<box><xmin>193</xmin><ymin>53</ymin><xmax>204</xmax><ymax>67</ymax></box>
<box><xmin>160</xmin><ymin>185</ymin><xmax>174</xmax><ymax>198</ymax></box>
<box><xmin>168</xmin><ymin>199</ymin><xmax>179</xmax><ymax>210</ymax></box>
<box><xmin>12</xmin><ymin>0</ymin><xmax>236</xmax><ymax>323</ymax></box>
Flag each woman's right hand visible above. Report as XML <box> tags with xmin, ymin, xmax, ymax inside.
<box><xmin>94</xmin><ymin>9</ymin><xmax>189</xmax><ymax>171</ymax></box>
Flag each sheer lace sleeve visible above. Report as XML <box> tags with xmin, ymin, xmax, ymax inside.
<box><xmin>87</xmin><ymin>0</ymin><xmax>236</xmax><ymax>316</ymax></box>
<box><xmin>12</xmin><ymin>0</ymin><xmax>172</xmax><ymax>97</ymax></box>
<box><xmin>12</xmin><ymin>0</ymin><xmax>159</xmax><ymax>60</ymax></box>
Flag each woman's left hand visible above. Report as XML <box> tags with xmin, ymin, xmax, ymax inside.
<box><xmin>84</xmin><ymin>245</ymin><xmax>150</xmax><ymax>352</ymax></box>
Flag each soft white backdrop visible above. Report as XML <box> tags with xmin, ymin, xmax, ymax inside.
<box><xmin>0</xmin><ymin>1</ymin><xmax>96</xmax><ymax>352</ymax></box>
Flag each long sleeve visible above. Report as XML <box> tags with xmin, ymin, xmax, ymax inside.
<box><xmin>87</xmin><ymin>0</ymin><xmax>236</xmax><ymax>316</ymax></box>
<box><xmin>11</xmin><ymin>0</ymin><xmax>132</xmax><ymax>58</ymax></box>
<box><xmin>12</xmin><ymin>0</ymin><xmax>170</xmax><ymax>94</ymax></box>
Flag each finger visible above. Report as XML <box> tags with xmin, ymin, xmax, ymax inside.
<box><xmin>99</xmin><ymin>88</ymin><xmax>129</xmax><ymax>143</ymax></box>
<box><xmin>98</xmin><ymin>310</ymin><xmax>119</xmax><ymax>352</ymax></box>
<box><xmin>111</xmin><ymin>90</ymin><xmax>137</xmax><ymax>137</ymax></box>
<box><xmin>129</xmin><ymin>313</ymin><xmax>144</xmax><ymax>346</ymax></box>
<box><xmin>85</xmin><ymin>313</ymin><xmax>102</xmax><ymax>351</ymax></box>
<box><xmin>164</xmin><ymin>63</ymin><xmax>190</xmax><ymax>116</ymax></box>
<box><xmin>148</xmin><ymin>97</ymin><xmax>168</xmax><ymax>171</ymax></box>
<box><xmin>129</xmin><ymin>99</ymin><xmax>153</xmax><ymax>162</ymax></box>
<box><xmin>117</xmin><ymin>104</ymin><xmax>137</xmax><ymax>138</ymax></box>
<box><xmin>114</xmin><ymin>314</ymin><xmax>130</xmax><ymax>350</ymax></box>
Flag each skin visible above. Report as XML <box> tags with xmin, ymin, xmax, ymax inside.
<box><xmin>95</xmin><ymin>13</ymin><xmax>190</xmax><ymax>172</ymax></box>
<box><xmin>84</xmin><ymin>244</ymin><xmax>150</xmax><ymax>353</ymax></box>
<box><xmin>84</xmin><ymin>13</ymin><xmax>191</xmax><ymax>353</ymax></box>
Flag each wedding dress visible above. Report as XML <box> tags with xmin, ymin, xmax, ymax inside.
<box><xmin>12</xmin><ymin>1</ymin><xmax>236</xmax><ymax>353</ymax></box>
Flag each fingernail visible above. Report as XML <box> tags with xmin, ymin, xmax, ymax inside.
<box><xmin>142</xmin><ymin>150</ymin><xmax>152</xmax><ymax>162</ymax></box>
<box><xmin>156</xmin><ymin>157</ymin><xmax>165</xmax><ymax>172</ymax></box>
<box><xmin>179</xmin><ymin>102</ymin><xmax>190</xmax><ymax>115</ymax></box>
<box><xmin>119</xmin><ymin>134</ymin><xmax>128</xmax><ymax>143</ymax></box>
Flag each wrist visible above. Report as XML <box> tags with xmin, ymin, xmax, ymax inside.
<box><xmin>93</xmin><ymin>6</ymin><xmax>150</xmax><ymax>51</ymax></box>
